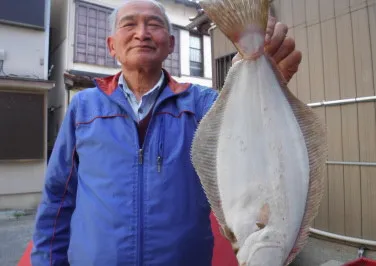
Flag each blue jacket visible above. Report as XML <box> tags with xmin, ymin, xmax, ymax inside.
<box><xmin>31</xmin><ymin>70</ymin><xmax>219</xmax><ymax>266</ymax></box>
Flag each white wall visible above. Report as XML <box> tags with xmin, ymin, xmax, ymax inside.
<box><xmin>203</xmin><ymin>35</ymin><xmax>212</xmax><ymax>79</ymax></box>
<box><xmin>160</xmin><ymin>0</ymin><xmax>198</xmax><ymax>27</ymax></box>
<box><xmin>180</xmin><ymin>30</ymin><xmax>190</xmax><ymax>76</ymax></box>
<box><xmin>173</xmin><ymin>75</ymin><xmax>212</xmax><ymax>87</ymax></box>
<box><xmin>0</xmin><ymin>24</ymin><xmax>46</xmax><ymax>79</ymax></box>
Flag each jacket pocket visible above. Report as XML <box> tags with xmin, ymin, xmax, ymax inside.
<box><xmin>157</xmin><ymin>115</ymin><xmax>165</xmax><ymax>173</ymax></box>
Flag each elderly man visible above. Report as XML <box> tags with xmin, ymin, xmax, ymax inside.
<box><xmin>31</xmin><ymin>0</ymin><xmax>301</xmax><ymax>265</ymax></box>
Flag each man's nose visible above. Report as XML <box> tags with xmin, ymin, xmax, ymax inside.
<box><xmin>134</xmin><ymin>24</ymin><xmax>151</xmax><ymax>40</ymax></box>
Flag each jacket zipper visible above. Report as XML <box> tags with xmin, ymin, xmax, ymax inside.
<box><xmin>135</xmin><ymin>90</ymin><xmax>188</xmax><ymax>265</ymax></box>
<box><xmin>137</xmin><ymin>145</ymin><xmax>144</xmax><ymax>266</ymax></box>
<box><xmin>157</xmin><ymin>116</ymin><xmax>164</xmax><ymax>173</ymax></box>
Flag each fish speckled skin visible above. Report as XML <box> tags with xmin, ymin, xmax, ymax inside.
<box><xmin>190</xmin><ymin>0</ymin><xmax>327</xmax><ymax>265</ymax></box>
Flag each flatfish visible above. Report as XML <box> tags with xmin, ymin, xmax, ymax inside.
<box><xmin>190</xmin><ymin>0</ymin><xmax>327</xmax><ymax>265</ymax></box>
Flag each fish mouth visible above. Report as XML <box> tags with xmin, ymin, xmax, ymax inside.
<box><xmin>241</xmin><ymin>243</ymin><xmax>285</xmax><ymax>266</ymax></box>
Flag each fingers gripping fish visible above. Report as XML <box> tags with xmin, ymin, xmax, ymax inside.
<box><xmin>190</xmin><ymin>0</ymin><xmax>327</xmax><ymax>265</ymax></box>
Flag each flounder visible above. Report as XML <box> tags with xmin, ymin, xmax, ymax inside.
<box><xmin>190</xmin><ymin>0</ymin><xmax>327</xmax><ymax>265</ymax></box>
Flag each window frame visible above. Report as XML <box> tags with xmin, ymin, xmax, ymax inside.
<box><xmin>189</xmin><ymin>32</ymin><xmax>204</xmax><ymax>77</ymax></box>
<box><xmin>162</xmin><ymin>24</ymin><xmax>181</xmax><ymax>77</ymax></box>
<box><xmin>73</xmin><ymin>0</ymin><xmax>117</xmax><ymax>68</ymax></box>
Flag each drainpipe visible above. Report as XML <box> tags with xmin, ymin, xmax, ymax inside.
<box><xmin>307</xmin><ymin>95</ymin><xmax>376</xmax><ymax>107</ymax></box>
<box><xmin>310</xmin><ymin>228</ymin><xmax>376</xmax><ymax>247</ymax></box>
<box><xmin>44</xmin><ymin>0</ymin><xmax>51</xmax><ymax>80</ymax></box>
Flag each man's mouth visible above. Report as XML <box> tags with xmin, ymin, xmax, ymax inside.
<box><xmin>132</xmin><ymin>45</ymin><xmax>155</xmax><ymax>50</ymax></box>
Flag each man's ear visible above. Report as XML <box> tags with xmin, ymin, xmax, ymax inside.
<box><xmin>107</xmin><ymin>36</ymin><xmax>116</xmax><ymax>58</ymax></box>
<box><xmin>168</xmin><ymin>35</ymin><xmax>175</xmax><ymax>54</ymax></box>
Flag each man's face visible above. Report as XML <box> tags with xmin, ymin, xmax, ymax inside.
<box><xmin>107</xmin><ymin>1</ymin><xmax>175</xmax><ymax>69</ymax></box>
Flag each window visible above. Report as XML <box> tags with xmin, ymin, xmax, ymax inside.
<box><xmin>215</xmin><ymin>53</ymin><xmax>236</xmax><ymax>91</ymax></box>
<box><xmin>162</xmin><ymin>26</ymin><xmax>180</xmax><ymax>77</ymax></box>
<box><xmin>0</xmin><ymin>91</ymin><xmax>44</xmax><ymax>160</ymax></box>
<box><xmin>0</xmin><ymin>0</ymin><xmax>45</xmax><ymax>30</ymax></box>
<box><xmin>74</xmin><ymin>1</ymin><xmax>117</xmax><ymax>67</ymax></box>
<box><xmin>189</xmin><ymin>34</ymin><xmax>203</xmax><ymax>77</ymax></box>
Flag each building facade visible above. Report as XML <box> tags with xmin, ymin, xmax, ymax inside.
<box><xmin>48</xmin><ymin>0</ymin><xmax>213</xmax><ymax>151</ymax></box>
<box><xmin>0</xmin><ymin>0</ymin><xmax>55</xmax><ymax>209</ymax></box>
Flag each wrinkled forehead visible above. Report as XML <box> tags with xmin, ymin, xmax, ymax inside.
<box><xmin>117</xmin><ymin>1</ymin><xmax>165</xmax><ymax>23</ymax></box>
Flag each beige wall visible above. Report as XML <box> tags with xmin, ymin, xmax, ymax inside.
<box><xmin>0</xmin><ymin>162</ymin><xmax>46</xmax><ymax>195</ymax></box>
<box><xmin>210</xmin><ymin>0</ymin><xmax>376</xmax><ymax>242</ymax></box>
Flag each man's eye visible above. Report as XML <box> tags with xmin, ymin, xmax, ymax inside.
<box><xmin>148</xmin><ymin>21</ymin><xmax>163</xmax><ymax>28</ymax></box>
<box><xmin>121</xmin><ymin>23</ymin><xmax>135</xmax><ymax>28</ymax></box>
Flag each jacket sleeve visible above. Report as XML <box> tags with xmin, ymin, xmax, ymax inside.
<box><xmin>31</xmin><ymin>95</ymin><xmax>79</xmax><ymax>266</ymax></box>
<box><xmin>197</xmin><ymin>87</ymin><xmax>219</xmax><ymax>120</ymax></box>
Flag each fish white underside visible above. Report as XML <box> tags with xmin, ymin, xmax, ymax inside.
<box><xmin>216</xmin><ymin>57</ymin><xmax>310</xmax><ymax>265</ymax></box>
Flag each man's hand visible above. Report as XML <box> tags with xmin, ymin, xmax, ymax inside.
<box><xmin>232</xmin><ymin>16</ymin><xmax>302</xmax><ymax>83</ymax></box>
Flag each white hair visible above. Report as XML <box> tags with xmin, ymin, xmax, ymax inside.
<box><xmin>108</xmin><ymin>0</ymin><xmax>173</xmax><ymax>35</ymax></box>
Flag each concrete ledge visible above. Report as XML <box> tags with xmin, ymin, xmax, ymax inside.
<box><xmin>320</xmin><ymin>260</ymin><xmax>344</xmax><ymax>266</ymax></box>
<box><xmin>0</xmin><ymin>192</ymin><xmax>41</xmax><ymax>211</ymax></box>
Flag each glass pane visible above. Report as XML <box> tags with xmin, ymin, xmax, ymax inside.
<box><xmin>87</xmin><ymin>55</ymin><xmax>96</xmax><ymax>64</ymax></box>
<box><xmin>78</xmin><ymin>6</ymin><xmax>87</xmax><ymax>16</ymax></box>
<box><xmin>97</xmin><ymin>56</ymin><xmax>105</xmax><ymax>65</ymax></box>
<box><xmin>172</xmin><ymin>60</ymin><xmax>179</xmax><ymax>68</ymax></box>
<box><xmin>189</xmin><ymin>35</ymin><xmax>201</xmax><ymax>49</ymax></box>
<box><xmin>98</xmin><ymin>11</ymin><xmax>106</xmax><ymax>20</ymax></box>
<box><xmin>77</xmin><ymin>25</ymin><xmax>86</xmax><ymax>34</ymax></box>
<box><xmin>78</xmin><ymin>16</ymin><xmax>87</xmax><ymax>25</ymax></box>
<box><xmin>88</xmin><ymin>27</ymin><xmax>96</xmax><ymax>37</ymax></box>
<box><xmin>190</xmin><ymin>66</ymin><xmax>202</xmax><ymax>77</ymax></box>
<box><xmin>88</xmin><ymin>8</ymin><xmax>97</xmax><ymax>18</ymax></box>
<box><xmin>190</xmin><ymin>48</ymin><xmax>202</xmax><ymax>63</ymax></box>
<box><xmin>98</xmin><ymin>20</ymin><xmax>106</xmax><ymax>29</ymax></box>
<box><xmin>172</xmin><ymin>53</ymin><xmax>179</xmax><ymax>60</ymax></box>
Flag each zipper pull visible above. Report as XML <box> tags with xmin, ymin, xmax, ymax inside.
<box><xmin>138</xmin><ymin>149</ymin><xmax>143</xmax><ymax>164</ymax></box>
<box><xmin>157</xmin><ymin>156</ymin><xmax>162</xmax><ymax>172</ymax></box>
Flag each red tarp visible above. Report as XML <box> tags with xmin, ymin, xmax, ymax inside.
<box><xmin>342</xmin><ymin>258</ymin><xmax>376</xmax><ymax>266</ymax></box>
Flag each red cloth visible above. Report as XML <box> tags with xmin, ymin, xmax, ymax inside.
<box><xmin>210</xmin><ymin>212</ymin><xmax>238</xmax><ymax>266</ymax></box>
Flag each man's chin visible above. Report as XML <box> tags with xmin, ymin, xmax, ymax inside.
<box><xmin>126</xmin><ymin>57</ymin><xmax>162</xmax><ymax>69</ymax></box>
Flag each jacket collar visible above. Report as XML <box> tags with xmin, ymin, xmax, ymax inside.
<box><xmin>94</xmin><ymin>68</ymin><xmax>191</xmax><ymax>96</ymax></box>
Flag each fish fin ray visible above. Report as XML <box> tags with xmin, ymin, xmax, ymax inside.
<box><xmin>191</xmin><ymin>63</ymin><xmax>242</xmax><ymax>232</ymax></box>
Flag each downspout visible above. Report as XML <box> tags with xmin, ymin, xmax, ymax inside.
<box><xmin>307</xmin><ymin>95</ymin><xmax>376</xmax><ymax>107</ymax></box>
<box><xmin>44</xmin><ymin>0</ymin><xmax>51</xmax><ymax>80</ymax></box>
<box><xmin>310</xmin><ymin>228</ymin><xmax>376</xmax><ymax>247</ymax></box>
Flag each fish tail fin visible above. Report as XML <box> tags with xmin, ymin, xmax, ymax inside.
<box><xmin>199</xmin><ymin>0</ymin><xmax>269</xmax><ymax>59</ymax></box>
